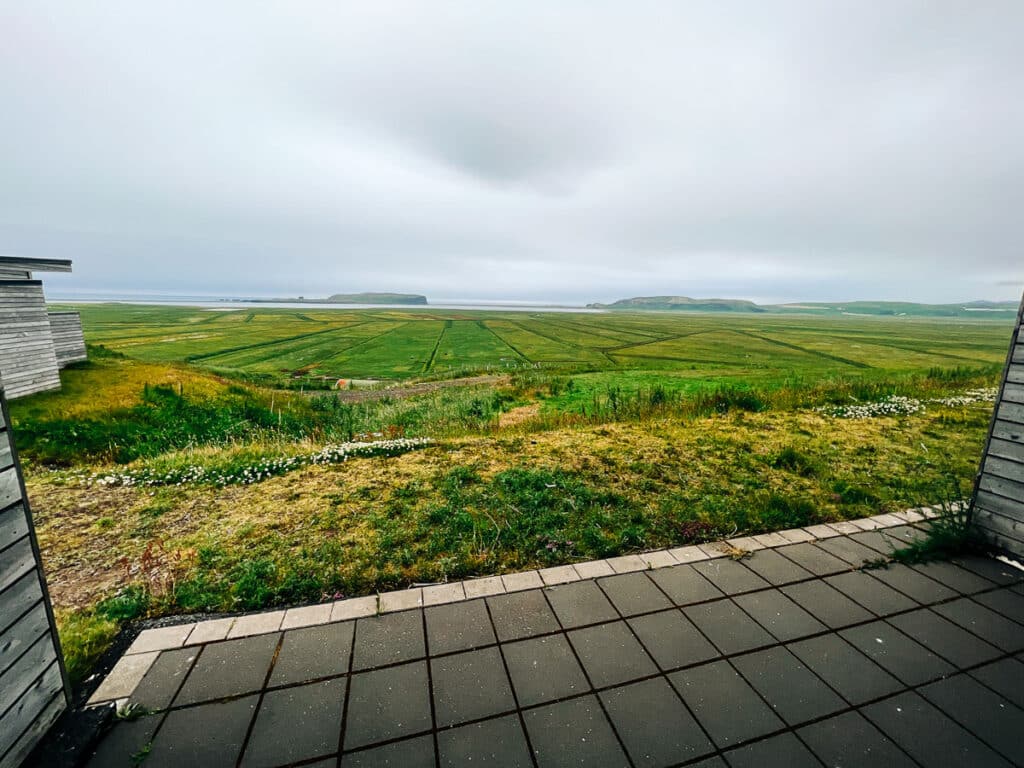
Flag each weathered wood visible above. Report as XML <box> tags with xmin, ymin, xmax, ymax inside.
<box><xmin>1</xmin><ymin>692</ymin><xmax>62</xmax><ymax>768</ymax></box>
<box><xmin>0</xmin><ymin>282</ymin><xmax>61</xmax><ymax>399</ymax></box>
<box><xmin>0</xmin><ymin>689</ymin><xmax>63</xmax><ymax>768</ymax></box>
<box><xmin>0</xmin><ymin>377</ymin><xmax>69</xmax><ymax>765</ymax></box>
<box><xmin>982</xmin><ymin>454</ymin><xmax>1024</xmax><ymax>483</ymax></box>
<box><xmin>997</xmin><ymin>399</ymin><xmax>1024</xmax><ymax>425</ymax></box>
<box><xmin>0</xmin><ymin>601</ymin><xmax>48</xmax><ymax>677</ymax></box>
<box><xmin>975</xmin><ymin>489</ymin><xmax>1024</xmax><ymax>520</ymax></box>
<box><xmin>0</xmin><ymin>660</ymin><xmax>63</xmax><ymax>762</ymax></box>
<box><xmin>0</xmin><ymin>467</ymin><xmax>20</xmax><ymax>510</ymax></box>
<box><xmin>992</xmin><ymin>419</ymin><xmax>1024</xmax><ymax>443</ymax></box>
<box><xmin>988</xmin><ymin>436</ymin><xmax>1024</xmax><ymax>463</ymax></box>
<box><xmin>0</xmin><ymin>503</ymin><xmax>29</xmax><ymax>551</ymax></box>
<box><xmin>1003</xmin><ymin>382</ymin><xmax>1024</xmax><ymax>404</ymax></box>
<box><xmin>0</xmin><ymin>634</ymin><xmax>58</xmax><ymax>716</ymax></box>
<box><xmin>0</xmin><ymin>571</ymin><xmax>44</xmax><ymax>636</ymax></box>
<box><xmin>47</xmin><ymin>311</ymin><xmax>87</xmax><ymax>368</ymax></box>
<box><xmin>0</xmin><ymin>430</ymin><xmax>11</xmax><ymax>469</ymax></box>
<box><xmin>0</xmin><ymin>256</ymin><xmax>72</xmax><ymax>274</ymax></box>
<box><xmin>971</xmin><ymin>291</ymin><xmax>1024</xmax><ymax>556</ymax></box>
<box><xmin>0</xmin><ymin>536</ymin><xmax>34</xmax><ymax>594</ymax></box>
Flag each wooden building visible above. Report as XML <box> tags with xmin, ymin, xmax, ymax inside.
<box><xmin>971</xmin><ymin>289</ymin><xmax>1024</xmax><ymax>555</ymax></box>
<box><xmin>0</xmin><ymin>375</ymin><xmax>71</xmax><ymax>768</ymax></box>
<box><xmin>0</xmin><ymin>257</ymin><xmax>85</xmax><ymax>399</ymax></box>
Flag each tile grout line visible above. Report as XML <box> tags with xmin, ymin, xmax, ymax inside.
<box><xmin>482</xmin><ymin>597</ymin><xmax>541</xmax><ymax>768</ymax></box>
<box><xmin>335</xmin><ymin>614</ymin><xmax>359</xmax><ymax>766</ymax></box>
<box><xmin>234</xmin><ymin>632</ymin><xmax>284</xmax><ymax>768</ymax></box>
<box><xmin>420</xmin><ymin>607</ymin><xmax>441</xmax><ymax>768</ymax></box>
<box><xmin>537</xmin><ymin>582</ymin><xmax>638</xmax><ymax>768</ymax></box>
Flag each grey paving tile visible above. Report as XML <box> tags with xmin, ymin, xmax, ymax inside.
<box><xmin>600</xmin><ymin>677</ymin><xmax>714</xmax><ymax>768</ymax></box>
<box><xmin>692</xmin><ymin>558</ymin><xmax>770</xmax><ymax>595</ymax></box>
<box><xmin>431</xmin><ymin>647</ymin><xmax>515</xmax><ymax>727</ymax></box>
<box><xmin>649</xmin><ymin>564</ymin><xmax>723</xmax><ymax>605</ymax></box>
<box><xmin>933</xmin><ymin>598</ymin><xmax>1024</xmax><ymax>652</ymax></box>
<box><xmin>868</xmin><ymin>563</ymin><xmax>956</xmax><ymax>604</ymax></box>
<box><xmin>921</xmin><ymin>674</ymin><xmax>1024</xmax><ymax>765</ymax></box>
<box><xmin>970</xmin><ymin>657</ymin><xmax>1024</xmax><ymax>709</ymax></box>
<box><xmin>669</xmin><ymin>660</ymin><xmax>785</xmax><ymax>748</ymax></box>
<box><xmin>352</xmin><ymin>610</ymin><xmax>425</xmax><ymax>671</ymax></box>
<box><xmin>848</xmin><ymin>529</ymin><xmax>904</xmax><ymax>556</ymax></box>
<box><xmin>86</xmin><ymin>715</ymin><xmax>160</xmax><ymax>768</ymax></box>
<box><xmin>722</xmin><ymin>733</ymin><xmax>820</xmax><ymax>768</ymax></box>
<box><xmin>974</xmin><ymin>587</ymin><xmax>1024</xmax><ymax>625</ymax></box>
<box><xmin>874</xmin><ymin>524</ymin><xmax>928</xmax><ymax>547</ymax></box>
<box><xmin>814</xmin><ymin>536</ymin><xmax>883</xmax><ymax>567</ymax></box>
<box><xmin>733</xmin><ymin>589</ymin><xmax>827</xmax><ymax>642</ymax></box>
<box><xmin>862</xmin><ymin>691</ymin><xmax>1013</xmax><ymax>767</ymax></box>
<box><xmin>344</xmin><ymin>661</ymin><xmax>432</xmax><ymax>749</ymax></box>
<box><xmin>686</xmin><ymin>759</ymin><xmax>727</xmax><ymax>768</ymax></box>
<box><xmin>523</xmin><ymin>695</ymin><xmax>628</xmax><ymax>768</ymax></box>
<box><xmin>144</xmin><ymin>695</ymin><xmax>257</xmax><ymax>768</ymax></box>
<box><xmin>129</xmin><ymin>647</ymin><xmax>197</xmax><ymax>711</ymax></box>
<box><xmin>840</xmin><ymin>620</ymin><xmax>955</xmax><ymax>686</ymax></box>
<box><xmin>788</xmin><ymin>633</ymin><xmax>902</xmax><ymax>705</ymax></box>
<box><xmin>241</xmin><ymin>678</ymin><xmax>346</xmax><ymax>768</ymax></box>
<box><xmin>775</xmin><ymin>543</ymin><xmax>851</xmax><ymax>576</ymax></box>
<box><xmin>798</xmin><ymin>711</ymin><xmax>916</xmax><ymax>768</ymax></box>
<box><xmin>825</xmin><ymin>571</ymin><xmax>917</xmax><ymax>616</ymax></box>
<box><xmin>740</xmin><ymin>548</ymin><xmax>814</xmax><ymax>585</ymax></box>
<box><xmin>684</xmin><ymin>599</ymin><xmax>775</xmax><ymax>655</ymax></box>
<box><xmin>174</xmin><ymin>634</ymin><xmax>278</xmax><ymax>706</ymax></box>
<box><xmin>341</xmin><ymin>735</ymin><xmax>434</xmax><ymax>767</ymax></box>
<box><xmin>568</xmin><ymin>621</ymin><xmax>657</xmax><ymax>688</ymax></box>
<box><xmin>627</xmin><ymin>609</ymin><xmax>718</xmax><ymax>670</ymax></box>
<box><xmin>438</xmin><ymin>714</ymin><xmax>532</xmax><ymax>768</ymax></box>
<box><xmin>732</xmin><ymin>647</ymin><xmax>845</xmax><ymax>725</ymax></box>
<box><xmin>952</xmin><ymin>555</ymin><xmax>1024</xmax><ymax>587</ymax></box>
<box><xmin>781</xmin><ymin>580</ymin><xmax>873</xmax><ymax>629</ymax></box>
<box><xmin>501</xmin><ymin>634</ymin><xmax>589</xmax><ymax>706</ymax></box>
<box><xmin>888</xmin><ymin>609</ymin><xmax>1002</xmax><ymax>668</ymax></box>
<box><xmin>486</xmin><ymin>589</ymin><xmax>560</xmax><ymax>642</ymax></box>
<box><xmin>543</xmin><ymin>580</ymin><xmax>618</xmax><ymax>628</ymax></box>
<box><xmin>911</xmin><ymin>560</ymin><xmax>995</xmax><ymax>594</ymax></box>
<box><xmin>597</xmin><ymin>572</ymin><xmax>672</xmax><ymax>616</ymax></box>
<box><xmin>270</xmin><ymin>621</ymin><xmax>354</xmax><ymax>686</ymax></box>
<box><xmin>425</xmin><ymin>599</ymin><xmax>496</xmax><ymax>655</ymax></box>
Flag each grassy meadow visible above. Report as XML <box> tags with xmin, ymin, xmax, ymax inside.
<box><xmin>13</xmin><ymin>304</ymin><xmax>1016</xmax><ymax>681</ymax></box>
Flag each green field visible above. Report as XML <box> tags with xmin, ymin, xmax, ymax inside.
<box><xmin>65</xmin><ymin>303</ymin><xmax>1014</xmax><ymax>384</ymax></box>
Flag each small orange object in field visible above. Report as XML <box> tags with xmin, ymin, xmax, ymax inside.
<box><xmin>336</xmin><ymin>379</ymin><xmax>349</xmax><ymax>390</ymax></box>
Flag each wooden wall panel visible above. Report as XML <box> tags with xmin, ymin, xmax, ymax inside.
<box><xmin>971</xmin><ymin>292</ymin><xmax>1024</xmax><ymax>554</ymax></box>
<box><xmin>0</xmin><ymin>282</ymin><xmax>61</xmax><ymax>399</ymax></box>
<box><xmin>0</xmin><ymin>379</ymin><xmax>70</xmax><ymax>768</ymax></box>
<box><xmin>47</xmin><ymin>311</ymin><xmax>87</xmax><ymax>369</ymax></box>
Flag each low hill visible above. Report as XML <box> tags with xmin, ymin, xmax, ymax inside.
<box><xmin>587</xmin><ymin>296</ymin><xmax>764</xmax><ymax>312</ymax></box>
<box><xmin>326</xmin><ymin>292</ymin><xmax>427</xmax><ymax>305</ymax></box>
<box><xmin>589</xmin><ymin>296</ymin><xmax>1019</xmax><ymax>317</ymax></box>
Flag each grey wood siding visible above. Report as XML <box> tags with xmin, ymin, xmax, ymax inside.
<box><xmin>47</xmin><ymin>312</ymin><xmax>87</xmax><ymax>369</ymax></box>
<box><xmin>971</xmin><ymin>291</ymin><xmax>1024</xmax><ymax>555</ymax></box>
<box><xmin>0</xmin><ymin>282</ymin><xmax>61</xmax><ymax>399</ymax></box>
<box><xmin>0</xmin><ymin>381</ymin><xmax>70</xmax><ymax>768</ymax></box>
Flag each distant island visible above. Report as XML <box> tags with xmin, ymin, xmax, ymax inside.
<box><xmin>235</xmin><ymin>292</ymin><xmax>428</xmax><ymax>306</ymax></box>
<box><xmin>588</xmin><ymin>296</ymin><xmax>1020</xmax><ymax>318</ymax></box>
<box><xmin>588</xmin><ymin>296</ymin><xmax>764</xmax><ymax>312</ymax></box>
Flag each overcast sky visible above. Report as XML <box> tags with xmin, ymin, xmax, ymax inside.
<box><xmin>2</xmin><ymin>2</ymin><xmax>1023</xmax><ymax>304</ymax></box>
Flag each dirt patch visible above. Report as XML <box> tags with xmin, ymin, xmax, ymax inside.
<box><xmin>498</xmin><ymin>403</ymin><xmax>541</xmax><ymax>428</ymax></box>
<box><xmin>316</xmin><ymin>374</ymin><xmax>509</xmax><ymax>403</ymax></box>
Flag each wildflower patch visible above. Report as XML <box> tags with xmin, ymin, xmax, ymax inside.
<box><xmin>815</xmin><ymin>387</ymin><xmax>998</xmax><ymax>419</ymax></box>
<box><xmin>74</xmin><ymin>437</ymin><xmax>434</xmax><ymax>488</ymax></box>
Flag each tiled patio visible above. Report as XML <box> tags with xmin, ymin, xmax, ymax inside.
<box><xmin>83</xmin><ymin>515</ymin><xmax>1024</xmax><ymax>767</ymax></box>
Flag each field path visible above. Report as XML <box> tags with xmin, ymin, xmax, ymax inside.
<box><xmin>309</xmin><ymin>374</ymin><xmax>510</xmax><ymax>403</ymax></box>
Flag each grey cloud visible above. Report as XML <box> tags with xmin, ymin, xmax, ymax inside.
<box><xmin>1</xmin><ymin>1</ymin><xmax>1022</xmax><ymax>303</ymax></box>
